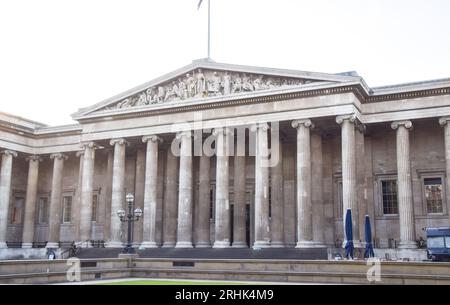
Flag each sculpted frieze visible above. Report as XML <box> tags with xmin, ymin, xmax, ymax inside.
<box><xmin>103</xmin><ymin>69</ymin><xmax>313</xmax><ymax>111</ymax></box>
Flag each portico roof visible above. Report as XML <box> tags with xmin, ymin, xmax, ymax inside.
<box><xmin>71</xmin><ymin>58</ymin><xmax>363</xmax><ymax>121</ymax></box>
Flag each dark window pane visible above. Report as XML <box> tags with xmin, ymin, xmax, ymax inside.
<box><xmin>424</xmin><ymin>178</ymin><xmax>443</xmax><ymax>214</ymax></box>
<box><xmin>382</xmin><ymin>180</ymin><xmax>398</xmax><ymax>215</ymax></box>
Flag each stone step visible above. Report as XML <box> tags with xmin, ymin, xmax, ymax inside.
<box><xmin>74</xmin><ymin>247</ymin><xmax>328</xmax><ymax>260</ymax></box>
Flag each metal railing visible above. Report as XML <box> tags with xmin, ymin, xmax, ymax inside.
<box><xmin>60</xmin><ymin>240</ymin><xmax>105</xmax><ymax>259</ymax></box>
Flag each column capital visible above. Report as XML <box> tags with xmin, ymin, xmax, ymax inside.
<box><xmin>76</xmin><ymin>150</ymin><xmax>84</xmax><ymax>158</ymax></box>
<box><xmin>142</xmin><ymin>135</ymin><xmax>163</xmax><ymax>144</ymax></box>
<box><xmin>109</xmin><ymin>138</ymin><xmax>129</xmax><ymax>146</ymax></box>
<box><xmin>0</xmin><ymin>150</ymin><xmax>18</xmax><ymax>158</ymax></box>
<box><xmin>25</xmin><ymin>155</ymin><xmax>42</xmax><ymax>162</ymax></box>
<box><xmin>50</xmin><ymin>153</ymin><xmax>68</xmax><ymax>160</ymax></box>
<box><xmin>176</xmin><ymin>130</ymin><xmax>192</xmax><ymax>140</ymax></box>
<box><xmin>391</xmin><ymin>120</ymin><xmax>413</xmax><ymax>130</ymax></box>
<box><xmin>439</xmin><ymin>117</ymin><xmax>450</xmax><ymax>127</ymax></box>
<box><xmin>357</xmin><ymin>123</ymin><xmax>367</xmax><ymax>134</ymax></box>
<box><xmin>80</xmin><ymin>141</ymin><xmax>99</xmax><ymax>150</ymax></box>
<box><xmin>336</xmin><ymin>114</ymin><xmax>358</xmax><ymax>125</ymax></box>
<box><xmin>291</xmin><ymin>119</ymin><xmax>314</xmax><ymax>129</ymax></box>
<box><xmin>250</xmin><ymin>122</ymin><xmax>270</xmax><ymax>132</ymax></box>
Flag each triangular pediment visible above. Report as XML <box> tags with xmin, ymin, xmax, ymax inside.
<box><xmin>72</xmin><ymin>59</ymin><xmax>362</xmax><ymax>119</ymax></box>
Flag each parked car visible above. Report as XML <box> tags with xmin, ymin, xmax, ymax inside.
<box><xmin>426</xmin><ymin>227</ymin><xmax>450</xmax><ymax>262</ymax></box>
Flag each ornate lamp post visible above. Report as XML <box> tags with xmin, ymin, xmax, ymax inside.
<box><xmin>116</xmin><ymin>193</ymin><xmax>142</xmax><ymax>254</ymax></box>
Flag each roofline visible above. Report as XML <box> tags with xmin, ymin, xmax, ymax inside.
<box><xmin>0</xmin><ymin>111</ymin><xmax>48</xmax><ymax>129</ymax></box>
<box><xmin>371</xmin><ymin>77</ymin><xmax>450</xmax><ymax>95</ymax></box>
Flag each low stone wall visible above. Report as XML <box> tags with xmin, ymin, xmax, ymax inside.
<box><xmin>374</xmin><ymin>248</ymin><xmax>427</xmax><ymax>261</ymax></box>
<box><xmin>0</xmin><ymin>258</ymin><xmax>130</xmax><ymax>284</ymax></box>
<box><xmin>1</xmin><ymin>256</ymin><xmax>449</xmax><ymax>284</ymax></box>
<box><xmin>0</xmin><ymin>248</ymin><xmax>62</xmax><ymax>260</ymax></box>
<box><xmin>327</xmin><ymin>247</ymin><xmax>427</xmax><ymax>261</ymax></box>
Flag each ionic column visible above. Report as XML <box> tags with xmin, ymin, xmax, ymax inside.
<box><xmin>0</xmin><ymin>150</ymin><xmax>18</xmax><ymax>248</ymax></box>
<box><xmin>133</xmin><ymin>148</ymin><xmax>145</xmax><ymax>245</ymax></box>
<box><xmin>107</xmin><ymin>138</ymin><xmax>128</xmax><ymax>248</ymax></box>
<box><xmin>311</xmin><ymin>133</ymin><xmax>326</xmax><ymax>247</ymax></box>
<box><xmin>162</xmin><ymin>147</ymin><xmax>178</xmax><ymax>247</ymax></box>
<box><xmin>391</xmin><ymin>121</ymin><xmax>417</xmax><ymax>249</ymax></box>
<box><xmin>196</xmin><ymin>154</ymin><xmax>211</xmax><ymax>247</ymax></box>
<box><xmin>253</xmin><ymin>123</ymin><xmax>271</xmax><ymax>248</ymax></box>
<box><xmin>440</xmin><ymin>117</ymin><xmax>450</xmax><ymax>225</ymax></box>
<box><xmin>175</xmin><ymin>130</ymin><xmax>193</xmax><ymax>248</ymax></box>
<box><xmin>46</xmin><ymin>153</ymin><xmax>68</xmax><ymax>248</ymax></box>
<box><xmin>292</xmin><ymin>119</ymin><xmax>314</xmax><ymax>247</ymax></box>
<box><xmin>22</xmin><ymin>155</ymin><xmax>42</xmax><ymax>248</ymax></box>
<box><xmin>213</xmin><ymin>127</ymin><xmax>231</xmax><ymax>248</ymax></box>
<box><xmin>79</xmin><ymin>142</ymin><xmax>97</xmax><ymax>244</ymax></box>
<box><xmin>141</xmin><ymin>135</ymin><xmax>162</xmax><ymax>248</ymax></box>
<box><xmin>103</xmin><ymin>150</ymin><xmax>114</xmax><ymax>242</ymax></box>
<box><xmin>232</xmin><ymin>136</ymin><xmax>247</xmax><ymax>248</ymax></box>
<box><xmin>270</xmin><ymin>140</ymin><xmax>284</xmax><ymax>248</ymax></box>
<box><xmin>336</xmin><ymin>114</ymin><xmax>360</xmax><ymax>247</ymax></box>
<box><xmin>73</xmin><ymin>150</ymin><xmax>84</xmax><ymax>243</ymax></box>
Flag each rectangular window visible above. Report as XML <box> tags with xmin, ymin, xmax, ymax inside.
<box><xmin>209</xmin><ymin>188</ymin><xmax>214</xmax><ymax>220</ymax></box>
<box><xmin>10</xmin><ymin>197</ymin><xmax>24</xmax><ymax>224</ymax></box>
<box><xmin>337</xmin><ymin>181</ymin><xmax>343</xmax><ymax>218</ymax></box>
<box><xmin>92</xmin><ymin>194</ymin><xmax>98</xmax><ymax>222</ymax></box>
<box><xmin>445</xmin><ymin>237</ymin><xmax>450</xmax><ymax>249</ymax></box>
<box><xmin>424</xmin><ymin>178</ymin><xmax>444</xmax><ymax>214</ymax></box>
<box><xmin>382</xmin><ymin>180</ymin><xmax>398</xmax><ymax>215</ymax></box>
<box><xmin>268</xmin><ymin>187</ymin><xmax>272</xmax><ymax>218</ymax></box>
<box><xmin>428</xmin><ymin>236</ymin><xmax>445</xmax><ymax>248</ymax></box>
<box><xmin>62</xmin><ymin>196</ymin><xmax>72</xmax><ymax>223</ymax></box>
<box><xmin>38</xmin><ymin>197</ymin><xmax>49</xmax><ymax>224</ymax></box>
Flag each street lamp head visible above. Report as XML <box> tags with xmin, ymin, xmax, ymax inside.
<box><xmin>116</xmin><ymin>209</ymin><xmax>125</xmax><ymax>218</ymax></box>
<box><xmin>126</xmin><ymin>193</ymin><xmax>134</xmax><ymax>204</ymax></box>
<box><xmin>134</xmin><ymin>208</ymin><xmax>143</xmax><ymax>218</ymax></box>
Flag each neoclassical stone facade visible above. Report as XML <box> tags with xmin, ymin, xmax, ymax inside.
<box><xmin>1</xmin><ymin>59</ymin><xmax>450</xmax><ymax>250</ymax></box>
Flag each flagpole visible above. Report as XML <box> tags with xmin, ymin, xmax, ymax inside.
<box><xmin>207</xmin><ymin>0</ymin><xmax>211</xmax><ymax>59</ymax></box>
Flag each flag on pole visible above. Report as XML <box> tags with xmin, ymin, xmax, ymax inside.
<box><xmin>197</xmin><ymin>0</ymin><xmax>203</xmax><ymax>10</ymax></box>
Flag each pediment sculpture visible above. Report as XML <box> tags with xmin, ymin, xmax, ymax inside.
<box><xmin>103</xmin><ymin>69</ymin><xmax>314</xmax><ymax>111</ymax></box>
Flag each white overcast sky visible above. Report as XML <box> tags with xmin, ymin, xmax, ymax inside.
<box><xmin>1</xmin><ymin>0</ymin><xmax>450</xmax><ymax>126</ymax></box>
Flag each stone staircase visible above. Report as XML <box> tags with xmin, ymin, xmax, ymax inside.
<box><xmin>74</xmin><ymin>247</ymin><xmax>328</xmax><ymax>260</ymax></box>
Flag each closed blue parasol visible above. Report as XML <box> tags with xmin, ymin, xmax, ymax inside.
<box><xmin>364</xmin><ymin>215</ymin><xmax>375</xmax><ymax>258</ymax></box>
<box><xmin>345</xmin><ymin>209</ymin><xmax>354</xmax><ymax>259</ymax></box>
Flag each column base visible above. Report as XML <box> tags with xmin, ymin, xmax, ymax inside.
<box><xmin>252</xmin><ymin>241</ymin><xmax>271</xmax><ymax>249</ymax></box>
<box><xmin>270</xmin><ymin>241</ymin><xmax>286</xmax><ymax>248</ymax></box>
<box><xmin>398</xmin><ymin>240</ymin><xmax>418</xmax><ymax>249</ymax></box>
<box><xmin>309</xmin><ymin>243</ymin><xmax>327</xmax><ymax>248</ymax></box>
<box><xmin>175</xmin><ymin>241</ymin><xmax>193</xmax><ymax>248</ymax></box>
<box><xmin>140</xmin><ymin>241</ymin><xmax>158</xmax><ymax>249</ymax></box>
<box><xmin>105</xmin><ymin>241</ymin><xmax>123</xmax><ymax>248</ymax></box>
<box><xmin>213</xmin><ymin>240</ymin><xmax>231</xmax><ymax>248</ymax></box>
<box><xmin>21</xmin><ymin>243</ymin><xmax>33</xmax><ymax>249</ymax></box>
<box><xmin>232</xmin><ymin>241</ymin><xmax>248</xmax><ymax>248</ymax></box>
<box><xmin>162</xmin><ymin>242</ymin><xmax>176</xmax><ymax>248</ymax></box>
<box><xmin>45</xmin><ymin>242</ymin><xmax>59</xmax><ymax>249</ymax></box>
<box><xmin>0</xmin><ymin>242</ymin><xmax>7</xmax><ymax>249</ymax></box>
<box><xmin>195</xmin><ymin>241</ymin><xmax>211</xmax><ymax>248</ymax></box>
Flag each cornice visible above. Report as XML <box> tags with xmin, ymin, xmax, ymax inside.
<box><xmin>365</xmin><ymin>87</ymin><xmax>450</xmax><ymax>103</ymax></box>
<box><xmin>0</xmin><ymin>123</ymin><xmax>82</xmax><ymax>139</ymax></box>
<box><xmin>76</xmin><ymin>83</ymin><xmax>358</xmax><ymax>123</ymax></box>
<box><xmin>72</xmin><ymin>81</ymin><xmax>450</xmax><ymax>124</ymax></box>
